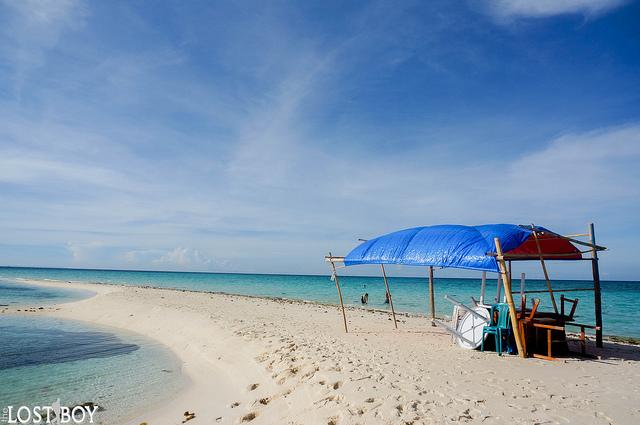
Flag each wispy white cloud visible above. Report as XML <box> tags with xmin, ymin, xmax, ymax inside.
<box><xmin>504</xmin><ymin>125</ymin><xmax>640</xmax><ymax>203</ymax></box>
<box><xmin>0</xmin><ymin>0</ymin><xmax>88</xmax><ymax>96</ymax></box>
<box><xmin>0</xmin><ymin>1</ymin><xmax>637</xmax><ymax>278</ymax></box>
<box><xmin>484</xmin><ymin>0</ymin><xmax>627</xmax><ymax>21</ymax></box>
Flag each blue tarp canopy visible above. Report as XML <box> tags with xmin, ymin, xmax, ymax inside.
<box><xmin>343</xmin><ymin>224</ymin><xmax>533</xmax><ymax>272</ymax></box>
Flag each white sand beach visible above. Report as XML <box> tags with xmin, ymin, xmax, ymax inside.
<box><xmin>5</xmin><ymin>279</ymin><xmax>640</xmax><ymax>425</ymax></box>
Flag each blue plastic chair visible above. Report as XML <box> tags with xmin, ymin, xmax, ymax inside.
<box><xmin>481</xmin><ymin>303</ymin><xmax>512</xmax><ymax>356</ymax></box>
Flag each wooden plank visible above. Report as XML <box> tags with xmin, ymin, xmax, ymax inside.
<box><xmin>565</xmin><ymin>323</ymin><xmax>601</xmax><ymax>330</ymax></box>
<box><xmin>532</xmin><ymin>323</ymin><xmax>565</xmax><ymax>331</ymax></box>
<box><xmin>532</xmin><ymin>353</ymin><xmax>559</xmax><ymax>361</ymax></box>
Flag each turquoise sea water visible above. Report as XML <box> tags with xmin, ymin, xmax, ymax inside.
<box><xmin>0</xmin><ymin>279</ymin><xmax>94</xmax><ymax>307</ymax></box>
<box><xmin>0</xmin><ymin>281</ymin><xmax>185</xmax><ymax>423</ymax></box>
<box><xmin>1</xmin><ymin>266</ymin><xmax>639</xmax><ymax>338</ymax></box>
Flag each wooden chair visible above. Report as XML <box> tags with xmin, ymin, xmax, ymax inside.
<box><xmin>518</xmin><ymin>297</ymin><xmax>540</xmax><ymax>357</ymax></box>
<box><xmin>560</xmin><ymin>295</ymin><xmax>579</xmax><ymax>322</ymax></box>
<box><xmin>530</xmin><ymin>295</ymin><xmax>577</xmax><ymax>361</ymax></box>
<box><xmin>531</xmin><ymin>322</ymin><xmax>565</xmax><ymax>360</ymax></box>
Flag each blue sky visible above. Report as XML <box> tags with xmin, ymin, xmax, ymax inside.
<box><xmin>0</xmin><ymin>0</ymin><xmax>639</xmax><ymax>279</ymax></box>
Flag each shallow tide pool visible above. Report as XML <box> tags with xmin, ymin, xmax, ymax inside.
<box><xmin>0</xmin><ymin>281</ymin><xmax>185</xmax><ymax>424</ymax></box>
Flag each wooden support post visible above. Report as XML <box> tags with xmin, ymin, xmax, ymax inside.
<box><xmin>520</xmin><ymin>272</ymin><xmax>525</xmax><ymax>302</ymax></box>
<box><xmin>589</xmin><ymin>223</ymin><xmax>603</xmax><ymax>348</ymax></box>
<box><xmin>531</xmin><ymin>226</ymin><xmax>559</xmax><ymax>315</ymax></box>
<box><xmin>429</xmin><ymin>266</ymin><xmax>436</xmax><ymax>326</ymax></box>
<box><xmin>329</xmin><ymin>252</ymin><xmax>348</xmax><ymax>333</ymax></box>
<box><xmin>480</xmin><ymin>271</ymin><xmax>486</xmax><ymax>305</ymax></box>
<box><xmin>495</xmin><ymin>238</ymin><xmax>526</xmax><ymax>358</ymax></box>
<box><xmin>381</xmin><ymin>264</ymin><xmax>398</xmax><ymax>329</ymax></box>
<box><xmin>495</xmin><ymin>273</ymin><xmax>502</xmax><ymax>303</ymax></box>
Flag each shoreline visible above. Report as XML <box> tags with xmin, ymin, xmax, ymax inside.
<box><xmin>4</xmin><ymin>279</ymin><xmax>279</xmax><ymax>425</ymax></box>
<box><xmin>11</xmin><ymin>276</ymin><xmax>441</xmax><ymax>320</ymax></box>
<box><xmin>10</xmin><ymin>276</ymin><xmax>640</xmax><ymax>343</ymax></box>
<box><xmin>3</xmin><ymin>278</ymin><xmax>640</xmax><ymax>424</ymax></box>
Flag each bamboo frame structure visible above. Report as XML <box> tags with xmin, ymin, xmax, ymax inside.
<box><xmin>380</xmin><ymin>264</ymin><xmax>398</xmax><ymax>329</ymax></box>
<box><xmin>495</xmin><ymin>237</ymin><xmax>526</xmax><ymax>358</ymax></box>
<box><xmin>428</xmin><ymin>266</ymin><xmax>436</xmax><ymax>326</ymax></box>
<box><xmin>531</xmin><ymin>225</ymin><xmax>559</xmax><ymax>314</ymax></box>
<box><xmin>325</xmin><ymin>223</ymin><xmax>606</xmax><ymax>358</ymax></box>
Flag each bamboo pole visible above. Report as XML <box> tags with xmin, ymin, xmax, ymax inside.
<box><xmin>324</xmin><ymin>255</ymin><xmax>345</xmax><ymax>262</ymax></box>
<box><xmin>495</xmin><ymin>238</ymin><xmax>526</xmax><ymax>358</ymax></box>
<box><xmin>589</xmin><ymin>223</ymin><xmax>603</xmax><ymax>348</ymax></box>
<box><xmin>328</xmin><ymin>252</ymin><xmax>348</xmax><ymax>333</ymax></box>
<box><xmin>490</xmin><ymin>252</ymin><xmax>592</xmax><ymax>259</ymax></box>
<box><xmin>480</xmin><ymin>271</ymin><xmax>486</xmax><ymax>305</ymax></box>
<box><xmin>531</xmin><ymin>226</ymin><xmax>559</xmax><ymax>315</ymax></box>
<box><xmin>513</xmin><ymin>287</ymin><xmax>594</xmax><ymax>294</ymax></box>
<box><xmin>553</xmin><ymin>233</ymin><xmax>607</xmax><ymax>251</ymax></box>
<box><xmin>428</xmin><ymin>266</ymin><xmax>436</xmax><ymax>326</ymax></box>
<box><xmin>380</xmin><ymin>264</ymin><xmax>398</xmax><ymax>329</ymax></box>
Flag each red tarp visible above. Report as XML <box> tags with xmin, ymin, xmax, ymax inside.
<box><xmin>507</xmin><ymin>231</ymin><xmax>582</xmax><ymax>260</ymax></box>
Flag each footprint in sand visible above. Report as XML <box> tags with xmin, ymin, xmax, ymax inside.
<box><xmin>333</xmin><ymin>381</ymin><xmax>342</xmax><ymax>390</ymax></box>
<box><xmin>248</xmin><ymin>383</ymin><xmax>259</xmax><ymax>391</ymax></box>
<box><xmin>241</xmin><ymin>412</ymin><xmax>257</xmax><ymax>422</ymax></box>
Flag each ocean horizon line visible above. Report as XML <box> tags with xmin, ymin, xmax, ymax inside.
<box><xmin>1</xmin><ymin>265</ymin><xmax>638</xmax><ymax>283</ymax></box>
